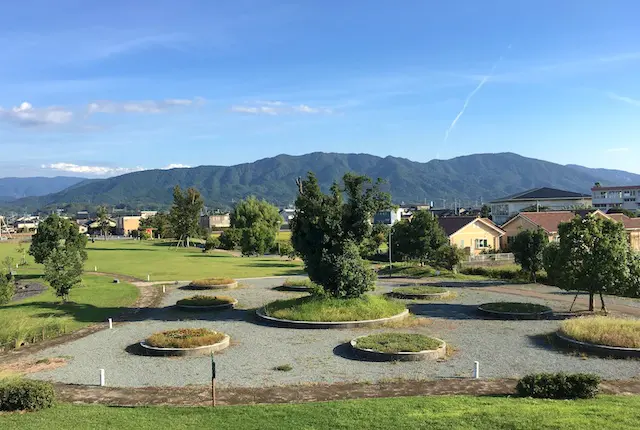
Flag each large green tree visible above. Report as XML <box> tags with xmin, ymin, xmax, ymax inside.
<box><xmin>139</xmin><ymin>212</ymin><xmax>173</xmax><ymax>238</ymax></box>
<box><xmin>96</xmin><ymin>206</ymin><xmax>111</xmax><ymax>239</ymax></box>
<box><xmin>554</xmin><ymin>215</ymin><xmax>637</xmax><ymax>312</ymax></box>
<box><xmin>44</xmin><ymin>248</ymin><xmax>83</xmax><ymax>302</ymax></box>
<box><xmin>511</xmin><ymin>229</ymin><xmax>548</xmax><ymax>282</ymax></box>
<box><xmin>391</xmin><ymin>210</ymin><xmax>448</xmax><ymax>265</ymax></box>
<box><xmin>169</xmin><ymin>186</ymin><xmax>204</xmax><ymax>247</ymax></box>
<box><xmin>29</xmin><ymin>214</ymin><xmax>88</xmax><ymax>264</ymax></box>
<box><xmin>290</xmin><ymin>172</ymin><xmax>391</xmax><ymax>298</ymax></box>
<box><xmin>231</xmin><ymin>196</ymin><xmax>282</xmax><ymax>256</ymax></box>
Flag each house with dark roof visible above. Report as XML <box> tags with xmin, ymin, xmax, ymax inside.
<box><xmin>436</xmin><ymin>216</ymin><xmax>504</xmax><ymax>255</ymax></box>
<box><xmin>490</xmin><ymin>187</ymin><xmax>591</xmax><ymax>225</ymax></box>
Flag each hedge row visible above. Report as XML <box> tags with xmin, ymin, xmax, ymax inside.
<box><xmin>0</xmin><ymin>379</ymin><xmax>55</xmax><ymax>411</ymax></box>
<box><xmin>516</xmin><ymin>373</ymin><xmax>600</xmax><ymax>399</ymax></box>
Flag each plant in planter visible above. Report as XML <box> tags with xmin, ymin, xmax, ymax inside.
<box><xmin>560</xmin><ymin>316</ymin><xmax>640</xmax><ymax>348</ymax></box>
<box><xmin>145</xmin><ymin>328</ymin><xmax>226</xmax><ymax>349</ymax></box>
<box><xmin>188</xmin><ymin>278</ymin><xmax>236</xmax><ymax>289</ymax></box>
<box><xmin>176</xmin><ymin>295</ymin><xmax>236</xmax><ymax>307</ymax></box>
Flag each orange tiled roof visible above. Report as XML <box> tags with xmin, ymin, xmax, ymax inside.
<box><xmin>518</xmin><ymin>211</ymin><xmax>577</xmax><ymax>233</ymax></box>
<box><xmin>608</xmin><ymin>213</ymin><xmax>640</xmax><ymax>230</ymax></box>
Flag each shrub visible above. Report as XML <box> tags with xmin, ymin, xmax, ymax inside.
<box><xmin>434</xmin><ymin>244</ymin><xmax>464</xmax><ymax>271</ymax></box>
<box><xmin>204</xmin><ymin>236</ymin><xmax>220</xmax><ymax>251</ymax></box>
<box><xmin>145</xmin><ymin>328</ymin><xmax>226</xmax><ymax>348</ymax></box>
<box><xmin>176</xmin><ymin>295</ymin><xmax>235</xmax><ymax>307</ymax></box>
<box><xmin>218</xmin><ymin>228</ymin><xmax>242</xmax><ymax>250</ymax></box>
<box><xmin>355</xmin><ymin>333</ymin><xmax>443</xmax><ymax>353</ymax></box>
<box><xmin>0</xmin><ymin>379</ymin><xmax>55</xmax><ymax>411</ymax></box>
<box><xmin>0</xmin><ymin>272</ymin><xmax>15</xmax><ymax>305</ymax></box>
<box><xmin>516</xmin><ymin>373</ymin><xmax>600</xmax><ymax>399</ymax></box>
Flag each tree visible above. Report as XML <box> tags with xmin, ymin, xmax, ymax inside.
<box><xmin>204</xmin><ymin>235</ymin><xmax>220</xmax><ymax>252</ymax></box>
<box><xmin>511</xmin><ymin>229</ymin><xmax>548</xmax><ymax>282</ymax></box>
<box><xmin>29</xmin><ymin>214</ymin><xmax>88</xmax><ymax>264</ymax></box>
<box><xmin>231</xmin><ymin>196</ymin><xmax>282</xmax><ymax>256</ymax></box>
<box><xmin>434</xmin><ymin>244</ymin><xmax>464</xmax><ymax>271</ymax></box>
<box><xmin>219</xmin><ymin>228</ymin><xmax>242</xmax><ymax>250</ymax></box>
<box><xmin>43</xmin><ymin>248</ymin><xmax>83</xmax><ymax>302</ymax></box>
<box><xmin>140</xmin><ymin>212</ymin><xmax>172</xmax><ymax>238</ymax></box>
<box><xmin>169</xmin><ymin>186</ymin><xmax>204</xmax><ymax>247</ymax></box>
<box><xmin>361</xmin><ymin>223</ymin><xmax>390</xmax><ymax>257</ymax></box>
<box><xmin>16</xmin><ymin>243</ymin><xmax>27</xmax><ymax>266</ymax></box>
<box><xmin>480</xmin><ymin>204</ymin><xmax>491</xmax><ymax>218</ymax></box>
<box><xmin>391</xmin><ymin>210</ymin><xmax>448</xmax><ymax>265</ymax></box>
<box><xmin>96</xmin><ymin>206</ymin><xmax>111</xmax><ymax>239</ymax></box>
<box><xmin>542</xmin><ymin>242</ymin><xmax>562</xmax><ymax>285</ymax></box>
<box><xmin>290</xmin><ymin>172</ymin><xmax>391</xmax><ymax>298</ymax></box>
<box><xmin>554</xmin><ymin>215</ymin><xmax>636</xmax><ymax>312</ymax></box>
<box><xmin>0</xmin><ymin>269</ymin><xmax>15</xmax><ymax>305</ymax></box>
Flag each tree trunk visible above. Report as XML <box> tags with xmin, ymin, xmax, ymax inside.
<box><xmin>588</xmin><ymin>292</ymin><xmax>595</xmax><ymax>312</ymax></box>
<box><xmin>186</xmin><ymin>236</ymin><xmax>190</xmax><ymax>248</ymax></box>
<box><xmin>599</xmin><ymin>291</ymin><xmax>608</xmax><ymax>315</ymax></box>
<box><xmin>532</xmin><ymin>271</ymin><xmax>537</xmax><ymax>284</ymax></box>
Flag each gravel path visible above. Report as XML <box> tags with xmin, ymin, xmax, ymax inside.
<box><xmin>28</xmin><ymin>277</ymin><xmax>640</xmax><ymax>388</ymax></box>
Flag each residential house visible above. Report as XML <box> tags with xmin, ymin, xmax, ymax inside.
<box><xmin>200</xmin><ymin>213</ymin><xmax>231</xmax><ymax>231</ymax></box>
<box><xmin>591</xmin><ymin>184</ymin><xmax>640</xmax><ymax>212</ymax></box>
<box><xmin>279</xmin><ymin>208</ymin><xmax>296</xmax><ymax>227</ymax></box>
<box><xmin>436</xmin><ymin>216</ymin><xmax>505</xmax><ymax>255</ymax></box>
<box><xmin>500</xmin><ymin>210</ymin><xmax>640</xmax><ymax>251</ymax></box>
<box><xmin>490</xmin><ymin>187</ymin><xmax>592</xmax><ymax>225</ymax></box>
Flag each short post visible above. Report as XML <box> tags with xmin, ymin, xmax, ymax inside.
<box><xmin>108</xmin><ymin>318</ymin><xmax>113</xmax><ymax>329</ymax></box>
<box><xmin>211</xmin><ymin>353</ymin><xmax>216</xmax><ymax>407</ymax></box>
<box><xmin>388</xmin><ymin>229</ymin><xmax>392</xmax><ymax>278</ymax></box>
<box><xmin>473</xmin><ymin>361</ymin><xmax>480</xmax><ymax>379</ymax></box>
<box><xmin>99</xmin><ymin>369</ymin><xmax>105</xmax><ymax>386</ymax></box>
<box><xmin>147</xmin><ymin>274</ymin><xmax>150</xmax><ymax>282</ymax></box>
<box><xmin>94</xmin><ymin>266</ymin><xmax>97</xmax><ymax>272</ymax></box>
<box><xmin>162</xmin><ymin>285</ymin><xmax>166</xmax><ymax>293</ymax></box>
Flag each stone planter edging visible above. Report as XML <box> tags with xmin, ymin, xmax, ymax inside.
<box><xmin>175</xmin><ymin>299</ymin><xmax>238</xmax><ymax>311</ymax></box>
<box><xmin>139</xmin><ymin>334</ymin><xmax>230</xmax><ymax>357</ymax></box>
<box><xmin>389</xmin><ymin>290</ymin><xmax>451</xmax><ymax>300</ymax></box>
<box><xmin>256</xmin><ymin>308</ymin><xmax>409</xmax><ymax>329</ymax></box>
<box><xmin>349</xmin><ymin>335</ymin><xmax>446</xmax><ymax>361</ymax></box>
<box><xmin>477</xmin><ymin>303</ymin><xmax>553</xmax><ymax>320</ymax></box>
<box><xmin>555</xmin><ymin>331</ymin><xmax>640</xmax><ymax>358</ymax></box>
<box><xmin>186</xmin><ymin>281</ymin><xmax>238</xmax><ymax>290</ymax></box>
<box><xmin>276</xmin><ymin>285</ymin><xmax>311</xmax><ymax>292</ymax></box>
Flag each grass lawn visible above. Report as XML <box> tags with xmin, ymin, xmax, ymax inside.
<box><xmin>0</xmin><ymin>242</ymin><xmax>42</xmax><ymax>281</ymax></box>
<box><xmin>264</xmin><ymin>295</ymin><xmax>406</xmax><ymax>322</ymax></box>
<box><xmin>2</xmin><ymin>395</ymin><xmax>640</xmax><ymax>429</ymax></box>
<box><xmin>561</xmin><ymin>316</ymin><xmax>640</xmax><ymax>348</ymax></box>
<box><xmin>0</xmin><ymin>275</ymin><xmax>138</xmax><ymax>349</ymax></box>
<box><xmin>378</xmin><ymin>263</ymin><xmax>486</xmax><ymax>280</ymax></box>
<box><xmin>85</xmin><ymin>240</ymin><xmax>304</xmax><ymax>280</ymax></box>
<box><xmin>355</xmin><ymin>333</ymin><xmax>443</xmax><ymax>353</ymax></box>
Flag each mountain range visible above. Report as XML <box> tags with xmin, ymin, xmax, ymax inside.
<box><xmin>3</xmin><ymin>152</ymin><xmax>640</xmax><ymax>212</ymax></box>
<box><xmin>0</xmin><ymin>176</ymin><xmax>86</xmax><ymax>203</ymax></box>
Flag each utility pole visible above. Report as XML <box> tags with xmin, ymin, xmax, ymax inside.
<box><xmin>388</xmin><ymin>228</ymin><xmax>392</xmax><ymax>277</ymax></box>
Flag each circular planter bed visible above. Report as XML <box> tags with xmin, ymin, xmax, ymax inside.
<box><xmin>257</xmin><ymin>296</ymin><xmax>409</xmax><ymax>329</ymax></box>
<box><xmin>175</xmin><ymin>295</ymin><xmax>237</xmax><ymax>311</ymax></box>
<box><xmin>477</xmin><ymin>302</ymin><xmax>553</xmax><ymax>320</ymax></box>
<box><xmin>389</xmin><ymin>285</ymin><xmax>451</xmax><ymax>300</ymax></box>
<box><xmin>275</xmin><ymin>278</ymin><xmax>318</xmax><ymax>292</ymax></box>
<box><xmin>555</xmin><ymin>316</ymin><xmax>640</xmax><ymax>358</ymax></box>
<box><xmin>186</xmin><ymin>278</ymin><xmax>238</xmax><ymax>290</ymax></box>
<box><xmin>139</xmin><ymin>328</ymin><xmax>230</xmax><ymax>356</ymax></box>
<box><xmin>350</xmin><ymin>333</ymin><xmax>446</xmax><ymax>361</ymax></box>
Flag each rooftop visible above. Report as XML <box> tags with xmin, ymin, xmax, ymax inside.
<box><xmin>491</xmin><ymin>187</ymin><xmax>590</xmax><ymax>203</ymax></box>
<box><xmin>436</xmin><ymin>216</ymin><xmax>503</xmax><ymax>236</ymax></box>
<box><xmin>591</xmin><ymin>185</ymin><xmax>640</xmax><ymax>192</ymax></box>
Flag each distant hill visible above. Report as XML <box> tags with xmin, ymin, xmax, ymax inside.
<box><xmin>0</xmin><ymin>176</ymin><xmax>87</xmax><ymax>202</ymax></box>
<box><xmin>4</xmin><ymin>152</ymin><xmax>640</xmax><ymax>211</ymax></box>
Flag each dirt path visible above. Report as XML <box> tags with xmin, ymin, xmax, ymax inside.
<box><xmin>53</xmin><ymin>378</ymin><xmax>640</xmax><ymax>406</ymax></box>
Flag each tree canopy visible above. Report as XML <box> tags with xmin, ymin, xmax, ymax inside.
<box><xmin>231</xmin><ymin>196</ymin><xmax>282</xmax><ymax>255</ymax></box>
<box><xmin>29</xmin><ymin>214</ymin><xmax>88</xmax><ymax>264</ymax></box>
<box><xmin>290</xmin><ymin>172</ymin><xmax>390</xmax><ymax>298</ymax></box>
<box><xmin>391</xmin><ymin>210</ymin><xmax>448</xmax><ymax>264</ymax></box>
<box><xmin>169</xmin><ymin>185</ymin><xmax>204</xmax><ymax>247</ymax></box>
<box><xmin>96</xmin><ymin>206</ymin><xmax>111</xmax><ymax>239</ymax></box>
<box><xmin>44</xmin><ymin>248</ymin><xmax>83</xmax><ymax>302</ymax></box>
<box><xmin>511</xmin><ymin>229</ymin><xmax>548</xmax><ymax>282</ymax></box>
<box><xmin>551</xmin><ymin>215</ymin><xmax>637</xmax><ymax>311</ymax></box>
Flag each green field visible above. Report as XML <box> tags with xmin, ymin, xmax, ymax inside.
<box><xmin>0</xmin><ymin>275</ymin><xmax>138</xmax><ymax>349</ymax></box>
<box><xmin>84</xmin><ymin>240</ymin><xmax>304</xmax><ymax>280</ymax></box>
<box><xmin>1</xmin><ymin>395</ymin><xmax>639</xmax><ymax>429</ymax></box>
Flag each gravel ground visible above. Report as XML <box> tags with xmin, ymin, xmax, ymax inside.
<box><xmin>29</xmin><ymin>277</ymin><xmax>640</xmax><ymax>388</ymax></box>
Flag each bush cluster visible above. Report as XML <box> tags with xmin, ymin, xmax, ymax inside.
<box><xmin>0</xmin><ymin>379</ymin><xmax>55</xmax><ymax>411</ymax></box>
<box><xmin>176</xmin><ymin>295</ymin><xmax>235</xmax><ymax>307</ymax></box>
<box><xmin>516</xmin><ymin>373</ymin><xmax>600</xmax><ymax>399</ymax></box>
<box><xmin>460</xmin><ymin>266</ymin><xmax>548</xmax><ymax>283</ymax></box>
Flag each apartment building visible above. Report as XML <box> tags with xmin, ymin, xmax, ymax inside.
<box><xmin>591</xmin><ymin>184</ymin><xmax>640</xmax><ymax>212</ymax></box>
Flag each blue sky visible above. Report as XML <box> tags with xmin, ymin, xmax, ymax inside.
<box><xmin>1</xmin><ymin>0</ymin><xmax>639</xmax><ymax>177</ymax></box>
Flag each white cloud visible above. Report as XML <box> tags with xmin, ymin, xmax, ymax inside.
<box><xmin>607</xmin><ymin>92</ymin><xmax>640</xmax><ymax>107</ymax></box>
<box><xmin>87</xmin><ymin>97</ymin><xmax>203</xmax><ymax>115</ymax></box>
<box><xmin>230</xmin><ymin>101</ymin><xmax>332</xmax><ymax>115</ymax></box>
<box><xmin>605</xmin><ymin>147</ymin><xmax>630</xmax><ymax>153</ymax></box>
<box><xmin>163</xmin><ymin>163</ymin><xmax>191</xmax><ymax>169</ymax></box>
<box><xmin>0</xmin><ymin>102</ymin><xmax>73</xmax><ymax>127</ymax></box>
<box><xmin>42</xmin><ymin>163</ymin><xmax>144</xmax><ymax>176</ymax></box>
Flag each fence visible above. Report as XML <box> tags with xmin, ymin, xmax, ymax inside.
<box><xmin>464</xmin><ymin>253</ymin><xmax>515</xmax><ymax>265</ymax></box>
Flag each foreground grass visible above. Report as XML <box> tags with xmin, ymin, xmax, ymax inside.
<box><xmin>0</xmin><ymin>275</ymin><xmax>138</xmax><ymax>349</ymax></box>
<box><xmin>2</xmin><ymin>396</ymin><xmax>640</xmax><ymax>429</ymax></box>
<box><xmin>264</xmin><ymin>295</ymin><xmax>406</xmax><ymax>322</ymax></box>
<box><xmin>85</xmin><ymin>240</ymin><xmax>304</xmax><ymax>280</ymax></box>
<box><xmin>561</xmin><ymin>316</ymin><xmax>640</xmax><ymax>348</ymax></box>
<box><xmin>355</xmin><ymin>333</ymin><xmax>443</xmax><ymax>353</ymax></box>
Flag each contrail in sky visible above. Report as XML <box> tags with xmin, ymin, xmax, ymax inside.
<box><xmin>443</xmin><ymin>45</ymin><xmax>511</xmax><ymax>143</ymax></box>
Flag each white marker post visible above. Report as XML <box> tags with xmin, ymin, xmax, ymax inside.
<box><xmin>108</xmin><ymin>318</ymin><xmax>113</xmax><ymax>329</ymax></box>
<box><xmin>99</xmin><ymin>369</ymin><xmax>105</xmax><ymax>386</ymax></box>
<box><xmin>473</xmin><ymin>361</ymin><xmax>480</xmax><ymax>379</ymax></box>
<box><xmin>147</xmin><ymin>274</ymin><xmax>150</xmax><ymax>282</ymax></box>
<box><xmin>162</xmin><ymin>285</ymin><xmax>166</xmax><ymax>293</ymax></box>
<box><xmin>94</xmin><ymin>266</ymin><xmax>97</xmax><ymax>272</ymax></box>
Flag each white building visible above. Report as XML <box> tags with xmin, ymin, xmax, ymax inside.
<box><xmin>591</xmin><ymin>185</ymin><xmax>640</xmax><ymax>213</ymax></box>
<box><xmin>373</xmin><ymin>208</ymin><xmax>406</xmax><ymax>225</ymax></box>
<box><xmin>490</xmin><ymin>187</ymin><xmax>591</xmax><ymax>225</ymax></box>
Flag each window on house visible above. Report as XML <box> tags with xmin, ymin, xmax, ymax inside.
<box><xmin>475</xmin><ymin>238</ymin><xmax>488</xmax><ymax>248</ymax></box>
<box><xmin>460</xmin><ymin>240</ymin><xmax>464</xmax><ymax>248</ymax></box>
